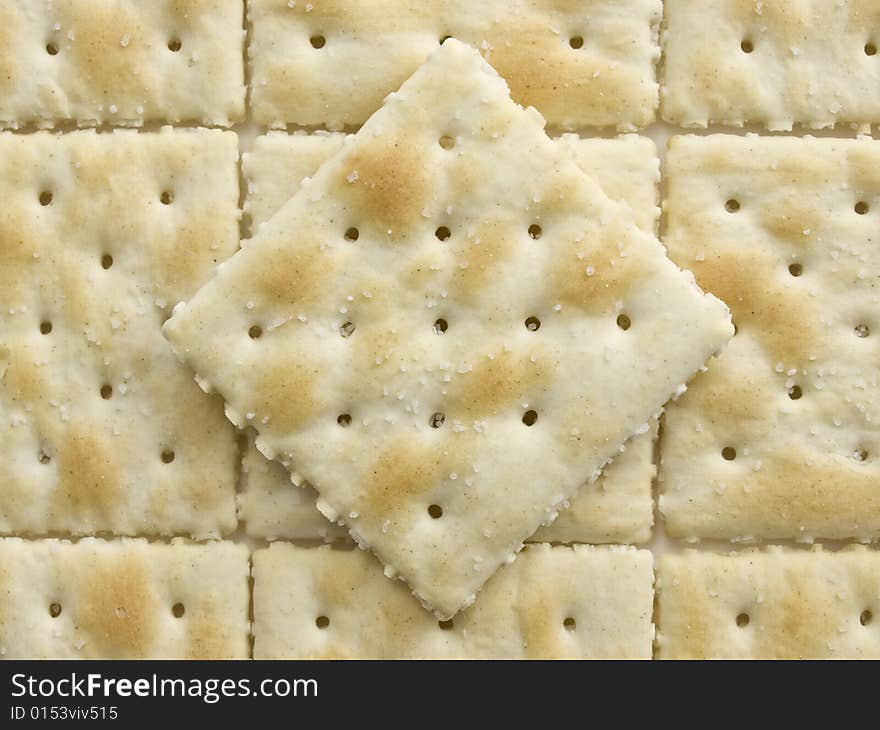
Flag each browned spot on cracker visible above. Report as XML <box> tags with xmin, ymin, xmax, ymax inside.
<box><xmin>360</xmin><ymin>442</ymin><xmax>446</xmax><ymax>517</ymax></box>
<box><xmin>153</xmin><ymin>210</ymin><xmax>232</xmax><ymax>302</ymax></box>
<box><xmin>689</xmin><ymin>248</ymin><xmax>819</xmax><ymax>365</ymax></box>
<box><xmin>0</xmin><ymin>208</ymin><xmax>40</xmax><ymax>300</ymax></box>
<box><xmin>74</xmin><ymin>553</ymin><xmax>156</xmax><ymax>657</ymax></box>
<box><xmin>1</xmin><ymin>345</ymin><xmax>49</xmax><ymax>405</ymax></box>
<box><xmin>487</xmin><ymin>22</ymin><xmax>645</xmax><ymax>124</ymax></box>
<box><xmin>518</xmin><ymin>588</ymin><xmax>567</xmax><ymax>658</ymax></box>
<box><xmin>756</xmin><ymin>192</ymin><xmax>825</xmax><ymax>243</ymax></box>
<box><xmin>250</xmin><ymin>236</ymin><xmax>325</xmax><ymax>311</ymax></box>
<box><xmin>55</xmin><ymin>429</ymin><xmax>121</xmax><ymax>521</ymax></box>
<box><xmin>251</xmin><ymin>358</ymin><xmax>323</xmax><ymax>434</ymax></box>
<box><xmin>549</xmin><ymin>221</ymin><xmax>649</xmax><ymax>315</ymax></box>
<box><xmin>0</xmin><ymin>9</ymin><xmax>18</xmax><ymax>96</ymax></box>
<box><xmin>57</xmin><ymin>2</ymin><xmax>159</xmax><ymax>104</ymax></box>
<box><xmin>186</xmin><ymin>605</ymin><xmax>235</xmax><ymax>658</ymax></box>
<box><xmin>341</xmin><ymin>133</ymin><xmax>432</xmax><ymax>236</ymax></box>
<box><xmin>681</xmin><ymin>355</ymin><xmax>773</xmax><ymax>427</ymax></box>
<box><xmin>445</xmin><ymin>348</ymin><xmax>548</xmax><ymax>421</ymax></box>
<box><xmin>718</xmin><ymin>450</ymin><xmax>880</xmax><ymax>535</ymax></box>
<box><xmin>658</xmin><ymin>564</ymin><xmax>713</xmax><ymax>659</ymax></box>
<box><xmin>448</xmin><ymin>220</ymin><xmax>515</xmax><ymax>304</ymax></box>
<box><xmin>770</xmin><ymin>571</ymin><xmax>818</xmax><ymax>659</ymax></box>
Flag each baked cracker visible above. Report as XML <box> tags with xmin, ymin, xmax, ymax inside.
<box><xmin>241</xmin><ymin>131</ymin><xmax>660</xmax><ymax>545</ymax></box>
<box><xmin>166</xmin><ymin>40</ymin><xmax>731</xmax><ymax>617</ymax></box>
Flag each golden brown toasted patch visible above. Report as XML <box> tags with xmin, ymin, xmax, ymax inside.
<box><xmin>360</xmin><ymin>441</ymin><xmax>447</xmax><ymax>517</ymax></box>
<box><xmin>55</xmin><ymin>429</ymin><xmax>121</xmax><ymax>521</ymax></box>
<box><xmin>448</xmin><ymin>220</ymin><xmax>516</xmax><ymax>305</ymax></box>
<box><xmin>549</xmin><ymin>222</ymin><xmax>649</xmax><ymax>315</ymax></box>
<box><xmin>248</xmin><ymin>237</ymin><xmax>326</xmax><ymax>310</ymax></box>
<box><xmin>488</xmin><ymin>20</ymin><xmax>631</xmax><ymax>124</ymax></box>
<box><xmin>756</xmin><ymin>192</ymin><xmax>825</xmax><ymax>244</ymax></box>
<box><xmin>251</xmin><ymin>357</ymin><xmax>323</xmax><ymax>434</ymax></box>
<box><xmin>60</xmin><ymin>3</ymin><xmax>156</xmax><ymax>104</ymax></box>
<box><xmin>186</xmin><ymin>605</ymin><xmax>233</xmax><ymax>659</ymax></box>
<box><xmin>75</xmin><ymin>553</ymin><xmax>156</xmax><ymax>658</ymax></box>
<box><xmin>658</xmin><ymin>567</ymin><xmax>712</xmax><ymax>660</ymax></box>
<box><xmin>445</xmin><ymin>348</ymin><xmax>549</xmax><ymax>421</ymax></box>
<box><xmin>689</xmin><ymin>248</ymin><xmax>819</xmax><ymax>365</ymax></box>
<box><xmin>720</xmin><ymin>450</ymin><xmax>880</xmax><ymax>530</ymax></box>
<box><xmin>681</xmin><ymin>357</ymin><xmax>773</xmax><ymax>426</ymax></box>
<box><xmin>342</xmin><ymin>131</ymin><xmax>432</xmax><ymax>237</ymax></box>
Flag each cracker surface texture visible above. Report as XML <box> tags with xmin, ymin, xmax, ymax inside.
<box><xmin>656</xmin><ymin>547</ymin><xmax>880</xmax><ymax>659</ymax></box>
<box><xmin>241</xmin><ymin>131</ymin><xmax>659</xmax><ymax>545</ymax></box>
<box><xmin>253</xmin><ymin>542</ymin><xmax>654</xmax><ymax>659</ymax></box>
<box><xmin>0</xmin><ymin>538</ymin><xmax>250</xmax><ymax>658</ymax></box>
<box><xmin>661</xmin><ymin>135</ymin><xmax>880</xmax><ymax>541</ymax></box>
<box><xmin>0</xmin><ymin>129</ymin><xmax>240</xmax><ymax>538</ymax></box>
<box><xmin>165</xmin><ymin>40</ymin><xmax>732</xmax><ymax>618</ymax></box>
<box><xmin>239</xmin><ymin>432</ymin><xmax>348</xmax><ymax>541</ymax></box>
<box><xmin>0</xmin><ymin>0</ymin><xmax>245</xmax><ymax>129</ymax></box>
<box><xmin>248</xmin><ymin>0</ymin><xmax>661</xmax><ymax>131</ymax></box>
<box><xmin>661</xmin><ymin>0</ymin><xmax>880</xmax><ymax>130</ymax></box>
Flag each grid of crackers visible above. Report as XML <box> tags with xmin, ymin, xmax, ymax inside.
<box><xmin>1</xmin><ymin>0</ymin><xmax>879</xmax><ymax>661</ymax></box>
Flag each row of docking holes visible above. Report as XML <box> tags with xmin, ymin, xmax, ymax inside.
<box><xmin>44</xmin><ymin>27</ymin><xmax>877</xmax><ymax>59</ymax></box>
<box><xmin>36</xmin><ymin>190</ymin><xmax>175</xmax><ymax>207</ymax></box>
<box><xmin>45</xmin><ymin>38</ymin><xmax>183</xmax><ymax>55</ymax></box>
<box><xmin>46</xmin><ymin>600</ymin><xmax>186</xmax><ymax>619</ymax></box>
<box><xmin>308</xmin><ymin>33</ymin><xmax>587</xmax><ymax>50</ymax></box>
<box><xmin>37</xmin><ymin>446</ymin><xmax>176</xmax><ymax>466</ymax></box>
<box><xmin>721</xmin><ymin>443</ymin><xmax>870</xmax><ymax>463</ymax></box>
<box><xmin>734</xmin><ymin>608</ymin><xmax>872</xmax><ymax>628</ymax></box>
<box><xmin>725</xmin><ymin>199</ymin><xmax>871</xmax><ymax>216</ymax></box>
<box><xmin>43</xmin><ymin>604</ymin><xmax>876</xmax><ymax>632</ymax></box>
<box><xmin>726</xmin><ymin>198</ymin><xmax>871</xmax><ymax>218</ymax></box>
<box><xmin>313</xmin><ymin>610</ymin><xmax>875</xmax><ymax>633</ymax></box>
<box><xmin>311</xmin><ymin>613</ymin><xmax>580</xmax><ymax>633</ymax></box>
<box><xmin>740</xmin><ymin>38</ymin><xmax>877</xmax><ymax>56</ymax></box>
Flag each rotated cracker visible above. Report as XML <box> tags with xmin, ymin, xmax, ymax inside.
<box><xmin>661</xmin><ymin>135</ymin><xmax>880</xmax><ymax>541</ymax></box>
<box><xmin>253</xmin><ymin>542</ymin><xmax>654</xmax><ymax>659</ymax></box>
<box><xmin>0</xmin><ymin>129</ymin><xmax>240</xmax><ymax>538</ymax></box>
<box><xmin>239</xmin><ymin>432</ymin><xmax>347</xmax><ymax>541</ymax></box>
<box><xmin>249</xmin><ymin>0</ymin><xmax>661</xmax><ymax>131</ymax></box>
<box><xmin>0</xmin><ymin>0</ymin><xmax>244</xmax><ymax>129</ymax></box>
<box><xmin>0</xmin><ymin>538</ymin><xmax>250</xmax><ymax>659</ymax></box>
<box><xmin>242</xmin><ymin>132</ymin><xmax>659</xmax><ymax>545</ymax></box>
<box><xmin>656</xmin><ymin>547</ymin><xmax>880</xmax><ymax>659</ymax></box>
<box><xmin>166</xmin><ymin>41</ymin><xmax>731</xmax><ymax>617</ymax></box>
<box><xmin>661</xmin><ymin>0</ymin><xmax>880</xmax><ymax>130</ymax></box>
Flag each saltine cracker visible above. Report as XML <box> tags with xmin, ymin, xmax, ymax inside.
<box><xmin>661</xmin><ymin>135</ymin><xmax>880</xmax><ymax>541</ymax></box>
<box><xmin>656</xmin><ymin>547</ymin><xmax>880</xmax><ymax>659</ymax></box>
<box><xmin>166</xmin><ymin>41</ymin><xmax>732</xmax><ymax>617</ymax></box>
<box><xmin>0</xmin><ymin>0</ymin><xmax>245</xmax><ymax>129</ymax></box>
<box><xmin>0</xmin><ymin>538</ymin><xmax>250</xmax><ymax>658</ymax></box>
<box><xmin>0</xmin><ymin>129</ymin><xmax>240</xmax><ymax>538</ymax></box>
<box><xmin>661</xmin><ymin>0</ymin><xmax>880</xmax><ymax>130</ymax></box>
<box><xmin>249</xmin><ymin>0</ymin><xmax>661</xmax><ymax>131</ymax></box>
